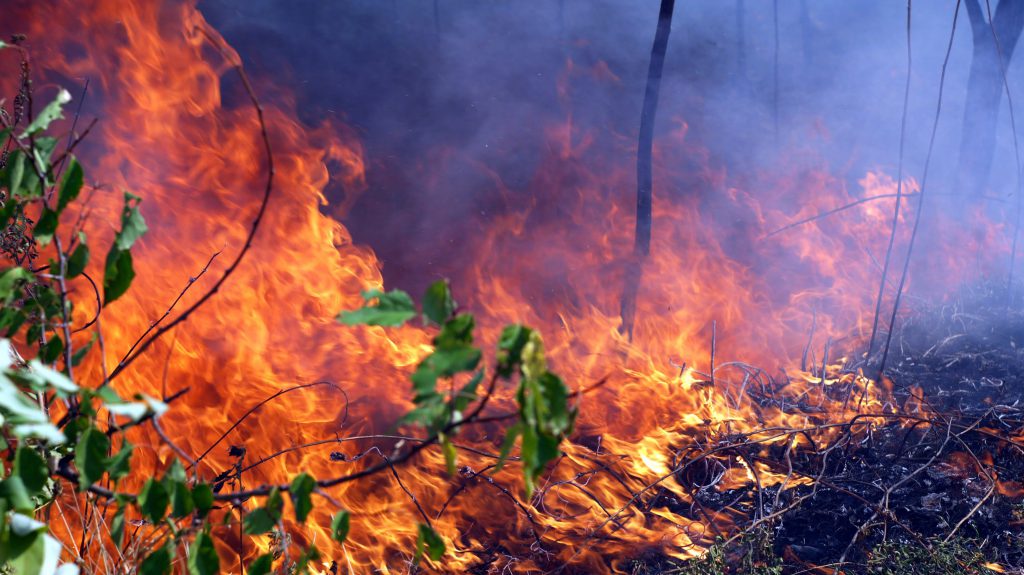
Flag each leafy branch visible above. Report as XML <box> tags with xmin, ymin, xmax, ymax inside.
<box><xmin>0</xmin><ymin>39</ymin><xmax>578</xmax><ymax>575</ymax></box>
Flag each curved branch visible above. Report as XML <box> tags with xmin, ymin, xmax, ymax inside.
<box><xmin>112</xmin><ymin>250</ymin><xmax>220</xmax><ymax>373</ymax></box>
<box><xmin>108</xmin><ymin>27</ymin><xmax>274</xmax><ymax>381</ymax></box>
<box><xmin>190</xmin><ymin>381</ymin><xmax>343</xmax><ymax>469</ymax></box>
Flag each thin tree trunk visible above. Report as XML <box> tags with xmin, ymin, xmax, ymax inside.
<box><xmin>620</xmin><ymin>0</ymin><xmax>676</xmax><ymax>338</ymax></box>
<box><xmin>957</xmin><ymin>0</ymin><xmax>1024</xmax><ymax>196</ymax></box>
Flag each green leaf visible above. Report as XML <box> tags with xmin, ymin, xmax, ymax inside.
<box><xmin>22</xmin><ymin>89</ymin><xmax>71</xmax><ymax>137</ymax></box>
<box><xmin>520</xmin><ymin>424</ymin><xmax>540</xmax><ymax>498</ymax></box>
<box><xmin>30</xmin><ymin>138</ymin><xmax>58</xmax><ymax>192</ymax></box>
<box><xmin>11</xmin><ymin>423</ymin><xmax>65</xmax><ymax>444</ymax></box>
<box><xmin>504</xmin><ymin>330</ymin><xmax>576</xmax><ymax>500</ymax></box>
<box><xmin>188</xmin><ymin>530</ymin><xmax>219</xmax><ymax>575</ymax></box>
<box><xmin>0</xmin><ymin>374</ymin><xmax>50</xmax><ymax>425</ymax></box>
<box><xmin>103</xmin><ymin>401</ymin><xmax>146</xmax><ymax>421</ymax></box>
<box><xmin>26</xmin><ymin>359</ymin><xmax>78</xmax><ymax>394</ymax></box>
<box><xmin>331</xmin><ymin>510</ymin><xmax>351</xmax><ymax>543</ymax></box>
<box><xmin>440</xmin><ymin>433</ymin><xmax>457</xmax><ymax>476</ymax></box>
<box><xmin>521</xmin><ymin>330</ymin><xmax>547</xmax><ymax>379</ymax></box>
<box><xmin>169</xmin><ymin>480</ymin><xmax>193</xmax><ymax>518</ymax></box>
<box><xmin>139</xmin><ymin>544</ymin><xmax>172</xmax><ymax>575</ymax></box>
<box><xmin>0</xmin><ymin>267</ymin><xmax>32</xmax><ymax>304</ymax></box>
<box><xmin>114</xmin><ymin>192</ymin><xmax>147</xmax><ymax>251</ymax></box>
<box><xmin>110</xmin><ymin>502</ymin><xmax>126</xmax><ymax>549</ymax></box>
<box><xmin>66</xmin><ymin>238</ymin><xmax>89</xmax><ymax>279</ymax></box>
<box><xmin>13</xmin><ymin>446</ymin><xmax>48</xmax><ymax>497</ymax></box>
<box><xmin>71</xmin><ymin>334</ymin><xmax>96</xmax><ymax>367</ymax></box>
<box><xmin>452</xmin><ymin>370</ymin><xmax>484</xmax><ymax>412</ymax></box>
<box><xmin>1</xmin><ymin>309</ymin><xmax>27</xmax><ymax>338</ymax></box>
<box><xmin>426</xmin><ymin>345</ymin><xmax>481</xmax><ymax>378</ymax></box>
<box><xmin>56</xmin><ymin>158</ymin><xmax>83</xmax><ymax>214</ymax></box>
<box><xmin>107</xmin><ymin>441</ymin><xmax>132</xmax><ymax>481</ymax></box>
<box><xmin>414</xmin><ymin>523</ymin><xmax>445</xmax><ymax>563</ymax></box>
<box><xmin>165</xmin><ymin>458</ymin><xmax>187</xmax><ymax>483</ymax></box>
<box><xmin>289</xmin><ymin>472</ymin><xmax>315</xmax><ymax>523</ymax></box>
<box><xmin>39</xmin><ymin>334</ymin><xmax>63</xmax><ymax>364</ymax></box>
<box><xmin>538</xmin><ymin>372</ymin><xmax>574</xmax><ymax>435</ymax></box>
<box><xmin>410</xmin><ymin>364</ymin><xmax>440</xmax><ymax>401</ymax></box>
<box><xmin>243</xmin><ymin>508</ymin><xmax>277</xmax><ymax>535</ymax></box>
<box><xmin>192</xmin><ymin>483</ymin><xmax>214</xmax><ymax>518</ymax></box>
<box><xmin>493</xmin><ymin>422</ymin><xmax>522</xmax><ymax>474</ymax></box>
<box><xmin>26</xmin><ymin>324</ymin><xmax>41</xmax><ymax>347</ymax></box>
<box><xmin>400</xmin><ymin>399</ymin><xmax>446</xmax><ymax>429</ymax></box>
<box><xmin>497</xmin><ymin>324</ymin><xmax>532</xmax><ymax>377</ymax></box>
<box><xmin>248</xmin><ymin>554</ymin><xmax>273</xmax><ymax>575</ymax></box>
<box><xmin>138</xmin><ymin>478</ymin><xmax>169</xmax><ymax>523</ymax></box>
<box><xmin>102</xmin><ymin>193</ymin><xmax>147</xmax><ymax>306</ymax></box>
<box><xmin>295</xmin><ymin>544</ymin><xmax>321</xmax><ymax>574</ymax></box>
<box><xmin>422</xmin><ymin>279</ymin><xmax>455</xmax><ymax>325</ymax></box>
<box><xmin>243</xmin><ymin>488</ymin><xmax>283</xmax><ymax>534</ymax></box>
<box><xmin>9</xmin><ymin>530</ymin><xmax>61</xmax><ymax>575</ymax></box>
<box><xmin>33</xmin><ymin>208</ymin><xmax>58</xmax><ymax>247</ymax></box>
<box><xmin>103</xmin><ymin>248</ymin><xmax>135</xmax><ymax>305</ymax></box>
<box><xmin>337</xmin><ymin>289</ymin><xmax>416</xmax><ymax>327</ymax></box>
<box><xmin>75</xmin><ymin>426</ymin><xmax>110</xmax><ymax>489</ymax></box>
<box><xmin>6</xmin><ymin>151</ymin><xmax>25</xmax><ymax>198</ymax></box>
<box><xmin>1</xmin><ymin>476</ymin><xmax>34</xmax><ymax>513</ymax></box>
<box><xmin>435</xmin><ymin>314</ymin><xmax>475</xmax><ymax>348</ymax></box>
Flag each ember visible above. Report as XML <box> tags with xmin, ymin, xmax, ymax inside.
<box><xmin>1</xmin><ymin>1</ymin><xmax>1024</xmax><ymax>574</ymax></box>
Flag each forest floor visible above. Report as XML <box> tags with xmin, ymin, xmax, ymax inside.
<box><xmin>629</xmin><ymin>282</ymin><xmax>1024</xmax><ymax>575</ymax></box>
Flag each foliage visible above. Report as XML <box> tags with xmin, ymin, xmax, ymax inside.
<box><xmin>340</xmin><ymin>281</ymin><xmax>578</xmax><ymax>498</ymax></box>
<box><xmin>867</xmin><ymin>538</ymin><xmax>997</xmax><ymax>575</ymax></box>
<box><xmin>671</xmin><ymin>529</ymin><xmax>782</xmax><ymax>575</ymax></box>
<box><xmin>0</xmin><ymin>44</ymin><xmax>576</xmax><ymax>574</ymax></box>
<box><xmin>662</xmin><ymin>531</ymin><xmax>1002</xmax><ymax>575</ymax></box>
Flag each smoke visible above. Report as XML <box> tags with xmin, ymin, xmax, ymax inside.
<box><xmin>198</xmin><ymin>0</ymin><xmax>1023</xmax><ymax>328</ymax></box>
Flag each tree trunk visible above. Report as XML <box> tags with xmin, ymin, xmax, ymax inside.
<box><xmin>620</xmin><ymin>0</ymin><xmax>676</xmax><ymax>339</ymax></box>
<box><xmin>957</xmin><ymin>0</ymin><xmax>1024</xmax><ymax>196</ymax></box>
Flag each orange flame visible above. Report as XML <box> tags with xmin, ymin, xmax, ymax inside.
<box><xmin>4</xmin><ymin>1</ymin><xmax>1015</xmax><ymax>572</ymax></box>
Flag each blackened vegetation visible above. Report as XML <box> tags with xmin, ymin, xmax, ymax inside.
<box><xmin>421</xmin><ymin>284</ymin><xmax>1024</xmax><ymax>574</ymax></box>
<box><xmin>633</xmin><ymin>282</ymin><xmax>1024</xmax><ymax>573</ymax></box>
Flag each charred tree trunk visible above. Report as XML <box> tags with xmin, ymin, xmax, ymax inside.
<box><xmin>957</xmin><ymin>0</ymin><xmax>1024</xmax><ymax>196</ymax></box>
<box><xmin>620</xmin><ymin>0</ymin><xmax>676</xmax><ymax>338</ymax></box>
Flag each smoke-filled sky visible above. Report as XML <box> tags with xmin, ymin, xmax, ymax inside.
<box><xmin>198</xmin><ymin>0</ymin><xmax>1022</xmax><ymax>291</ymax></box>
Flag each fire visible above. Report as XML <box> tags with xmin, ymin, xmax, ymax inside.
<box><xmin>3</xmin><ymin>0</ymin><xmax>1017</xmax><ymax>573</ymax></box>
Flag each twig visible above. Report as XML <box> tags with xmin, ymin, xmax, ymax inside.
<box><xmin>111</xmin><ymin>250</ymin><xmax>220</xmax><ymax>377</ymax></box>
<box><xmin>216</xmin><ymin>371</ymin><xmax>503</xmax><ymax>500</ymax></box>
<box><xmin>108</xmin><ymin>26</ymin><xmax>274</xmax><ymax>381</ymax></box>
<box><xmin>867</xmin><ymin>0</ymin><xmax>914</xmax><ymax>359</ymax></box>
<box><xmin>71</xmin><ymin>271</ymin><xmax>102</xmax><ymax>334</ymax></box>
<box><xmin>103</xmin><ymin>386</ymin><xmax>190</xmax><ymax>436</ymax></box>
<box><xmin>190</xmin><ymin>381</ymin><xmax>342</xmax><ymax>469</ymax></box>
<box><xmin>878</xmin><ymin>0</ymin><xmax>961</xmax><ymax>375</ymax></box>
<box><xmin>153</xmin><ymin>417</ymin><xmax>197</xmax><ymax>469</ymax></box>
<box><xmin>764</xmin><ymin>193</ymin><xmax>933</xmax><ymax>239</ymax></box>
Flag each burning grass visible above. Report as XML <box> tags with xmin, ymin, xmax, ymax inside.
<box><xmin>616</xmin><ymin>282</ymin><xmax>1024</xmax><ymax>574</ymax></box>
<box><xmin>3</xmin><ymin>1</ymin><xmax>1024</xmax><ymax>574</ymax></box>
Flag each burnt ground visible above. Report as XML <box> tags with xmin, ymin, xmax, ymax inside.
<box><xmin>630</xmin><ymin>282</ymin><xmax>1024</xmax><ymax>574</ymax></box>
